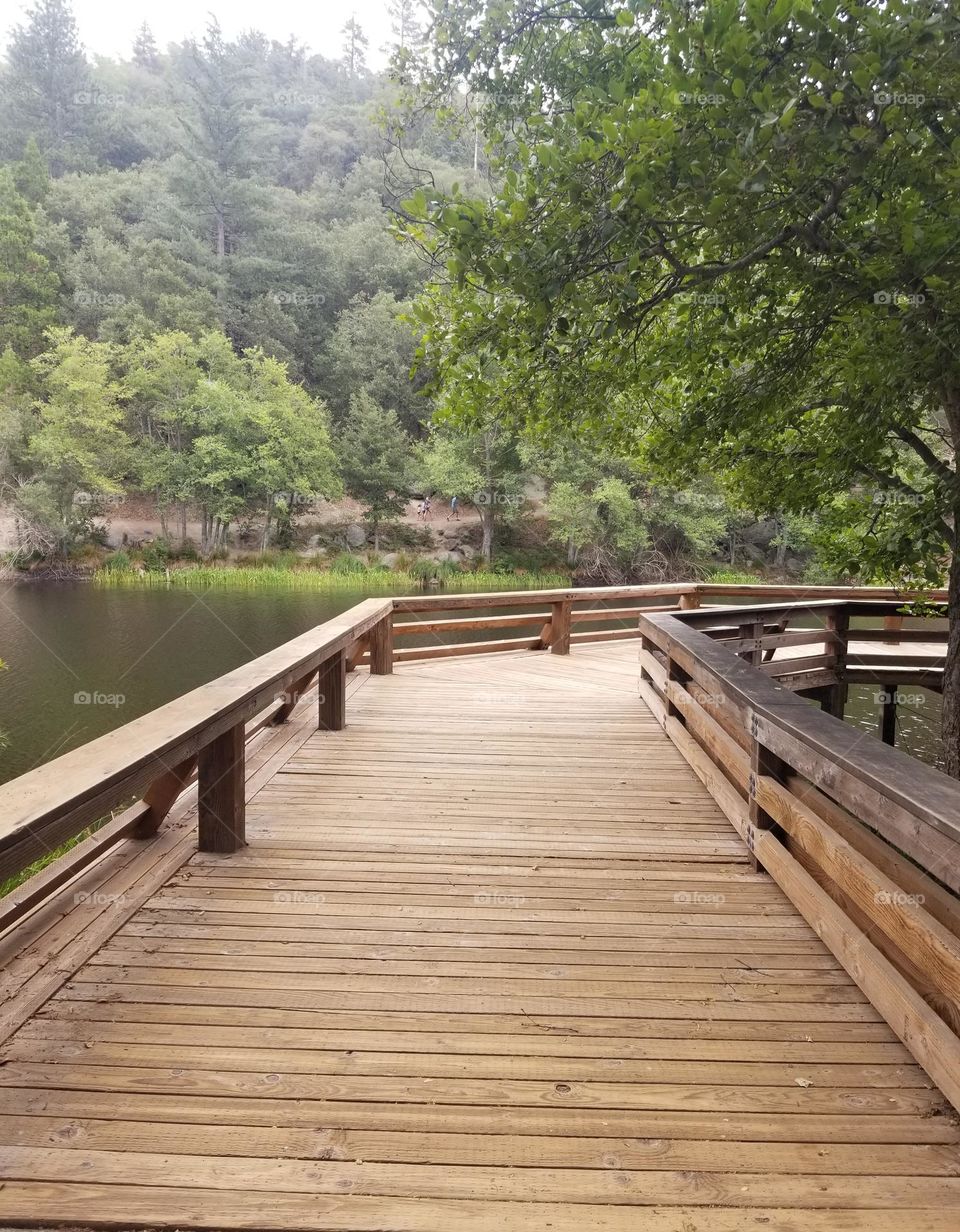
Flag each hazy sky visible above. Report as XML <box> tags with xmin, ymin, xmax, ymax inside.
<box><xmin>2</xmin><ymin>0</ymin><xmax>400</xmax><ymax>67</ymax></box>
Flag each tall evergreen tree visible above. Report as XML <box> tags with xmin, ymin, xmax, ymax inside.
<box><xmin>0</xmin><ymin>169</ymin><xmax>60</xmax><ymax>358</ymax></box>
<box><xmin>1</xmin><ymin>0</ymin><xmax>92</xmax><ymax>174</ymax></box>
<box><xmin>170</xmin><ymin>18</ymin><xmax>252</xmax><ymax>262</ymax></box>
<box><xmin>12</xmin><ymin>137</ymin><xmax>49</xmax><ymax>206</ymax></box>
<box><xmin>388</xmin><ymin>0</ymin><xmax>424</xmax><ymax>52</ymax></box>
<box><xmin>341</xmin><ymin>18</ymin><xmax>368</xmax><ymax>79</ymax></box>
<box><xmin>132</xmin><ymin>23</ymin><xmax>160</xmax><ymax>72</ymax></box>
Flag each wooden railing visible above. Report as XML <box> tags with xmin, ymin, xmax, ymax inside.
<box><xmin>0</xmin><ymin>598</ymin><xmax>394</xmax><ymax>929</ymax></box>
<box><xmin>638</xmin><ymin>599</ymin><xmax>960</xmax><ymax>1111</ymax></box>
<box><xmin>676</xmin><ymin>598</ymin><xmax>947</xmax><ymax>731</ymax></box>
<box><xmin>0</xmin><ymin>582</ymin><xmax>949</xmax><ymax>934</ymax></box>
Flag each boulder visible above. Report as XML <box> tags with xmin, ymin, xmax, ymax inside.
<box><xmin>344</xmin><ymin>523</ymin><xmax>367</xmax><ymax>549</ymax></box>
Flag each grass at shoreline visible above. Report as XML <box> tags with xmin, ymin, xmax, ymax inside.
<box><xmin>93</xmin><ymin>564</ymin><xmax>572</xmax><ymax>592</ymax></box>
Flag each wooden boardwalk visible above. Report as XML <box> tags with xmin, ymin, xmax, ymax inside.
<box><xmin>1</xmin><ymin>641</ymin><xmax>959</xmax><ymax>1230</ymax></box>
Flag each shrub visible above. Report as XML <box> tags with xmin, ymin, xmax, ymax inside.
<box><xmin>329</xmin><ymin>552</ymin><xmax>367</xmax><ymax>575</ymax></box>
<box><xmin>142</xmin><ymin>540</ymin><xmax>171</xmax><ymax>573</ymax></box>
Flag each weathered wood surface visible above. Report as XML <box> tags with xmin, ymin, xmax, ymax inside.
<box><xmin>1</xmin><ymin>643</ymin><xmax>958</xmax><ymax>1228</ymax></box>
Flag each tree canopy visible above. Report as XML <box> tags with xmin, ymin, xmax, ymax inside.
<box><xmin>400</xmin><ymin>0</ymin><xmax>960</xmax><ymax>765</ymax></box>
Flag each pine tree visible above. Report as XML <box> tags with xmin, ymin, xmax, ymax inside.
<box><xmin>2</xmin><ymin>0</ymin><xmax>92</xmax><ymax>175</ymax></box>
<box><xmin>341</xmin><ymin>18</ymin><xmax>368</xmax><ymax>79</ymax></box>
<box><xmin>338</xmin><ymin>391</ymin><xmax>411</xmax><ymax>550</ymax></box>
<box><xmin>132</xmin><ymin>22</ymin><xmax>160</xmax><ymax>71</ymax></box>
<box><xmin>13</xmin><ymin>137</ymin><xmax>50</xmax><ymax>206</ymax></box>
<box><xmin>170</xmin><ymin>18</ymin><xmax>251</xmax><ymax>261</ymax></box>
<box><xmin>0</xmin><ymin>169</ymin><xmax>60</xmax><ymax>357</ymax></box>
<box><xmin>387</xmin><ymin>0</ymin><xmax>424</xmax><ymax>52</ymax></box>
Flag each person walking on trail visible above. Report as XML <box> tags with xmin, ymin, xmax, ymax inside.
<box><xmin>422</xmin><ymin>495</ymin><xmax>432</xmax><ymax>520</ymax></box>
<box><xmin>448</xmin><ymin>495</ymin><xmax>460</xmax><ymax>521</ymax></box>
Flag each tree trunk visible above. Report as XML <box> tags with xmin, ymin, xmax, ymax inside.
<box><xmin>566</xmin><ymin>536</ymin><xmax>578</xmax><ymax>568</ymax></box>
<box><xmin>260</xmin><ymin>504</ymin><xmax>272</xmax><ymax>552</ymax></box>
<box><xmin>179</xmin><ymin>502</ymin><xmax>188</xmax><ymax>545</ymax></box>
<box><xmin>775</xmin><ymin>518</ymin><xmax>787</xmax><ymax>568</ymax></box>
<box><xmin>373</xmin><ymin>523</ymin><xmax>380</xmax><ymax>552</ymax></box>
<box><xmin>480</xmin><ymin>505</ymin><xmax>494</xmax><ymax>563</ymax></box>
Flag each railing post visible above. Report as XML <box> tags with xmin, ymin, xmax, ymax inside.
<box><xmin>823</xmin><ymin>607</ymin><xmax>849</xmax><ymax>719</ymax></box>
<box><xmin>738</xmin><ymin>619</ymin><xmax>764</xmax><ymax>666</ymax></box>
<box><xmin>198</xmin><ymin>723</ymin><xmax>245</xmax><ymax>853</ymax></box>
<box><xmin>679</xmin><ymin>591</ymin><xmax>700</xmax><ymax>610</ymax></box>
<box><xmin>880</xmin><ymin>683</ymin><xmax>898</xmax><ymax>746</ymax></box>
<box><xmin>369</xmin><ymin>613</ymin><xmax>393</xmax><ymax>674</ymax></box>
<box><xmin>550</xmin><ymin>600</ymin><xmax>571</xmax><ymax>655</ymax></box>
<box><xmin>319</xmin><ymin>649</ymin><xmax>346</xmax><ymax>731</ymax></box>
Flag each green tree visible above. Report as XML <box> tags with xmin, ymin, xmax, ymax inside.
<box><xmin>341</xmin><ymin>18</ymin><xmax>369</xmax><ymax>79</ymax></box>
<box><xmin>24</xmin><ymin>330</ymin><xmax>129</xmax><ymax>551</ymax></box>
<box><xmin>0</xmin><ymin>169</ymin><xmax>60</xmax><ymax>358</ymax></box>
<box><xmin>1</xmin><ymin>0</ymin><xmax>93</xmax><ymax>174</ymax></box>
<box><xmin>132</xmin><ymin>23</ymin><xmax>160</xmax><ymax>71</ymax></box>
<box><xmin>338</xmin><ymin>390</ymin><xmax>411</xmax><ymax>549</ymax></box>
<box><xmin>321</xmin><ymin>292</ymin><xmax>426</xmax><ymax>430</ymax></box>
<box><xmin>125</xmin><ymin>331</ymin><xmax>206</xmax><ymax>541</ymax></box>
<box><xmin>410</xmin><ymin>0</ymin><xmax>960</xmax><ymax>772</ymax></box>
<box><xmin>388</xmin><ymin>0</ymin><xmax>424</xmax><ymax>52</ymax></box>
<box><xmin>417</xmin><ymin>415</ymin><xmax>525</xmax><ymax>562</ymax></box>
<box><xmin>169</xmin><ymin>18</ymin><xmax>253</xmax><ymax>262</ymax></box>
<box><xmin>13</xmin><ymin>137</ymin><xmax>50</xmax><ymax>205</ymax></box>
<box><xmin>126</xmin><ymin>330</ymin><xmax>341</xmax><ymax>553</ymax></box>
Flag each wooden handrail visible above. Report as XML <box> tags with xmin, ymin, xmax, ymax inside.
<box><xmin>638</xmin><ymin>598</ymin><xmax>960</xmax><ymax>1113</ymax></box>
<box><xmin>0</xmin><ymin>598</ymin><xmax>393</xmax><ymax>884</ymax></box>
<box><xmin>642</xmin><ymin>603</ymin><xmax>956</xmax><ymax>844</ymax></box>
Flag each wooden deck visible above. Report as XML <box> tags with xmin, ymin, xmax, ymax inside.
<box><xmin>1</xmin><ymin>641</ymin><xmax>959</xmax><ymax>1230</ymax></box>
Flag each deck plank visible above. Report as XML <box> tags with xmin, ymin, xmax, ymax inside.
<box><xmin>1</xmin><ymin>642</ymin><xmax>958</xmax><ymax>1229</ymax></box>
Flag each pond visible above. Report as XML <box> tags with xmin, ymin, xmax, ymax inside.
<box><xmin>0</xmin><ymin>581</ymin><xmax>946</xmax><ymax>786</ymax></box>
<box><xmin>0</xmin><ymin>581</ymin><xmax>406</xmax><ymax>786</ymax></box>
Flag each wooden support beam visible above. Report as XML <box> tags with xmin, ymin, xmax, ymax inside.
<box><xmin>134</xmin><ymin>756</ymin><xmax>198</xmax><ymax>838</ymax></box>
<box><xmin>318</xmin><ymin>651</ymin><xmax>346</xmax><ymax>732</ymax></box>
<box><xmin>880</xmin><ymin>682</ymin><xmax>898</xmax><ymax>746</ymax></box>
<box><xmin>197</xmin><ymin>725</ymin><xmax>245</xmax><ymax>854</ymax></box>
<box><xmin>271</xmin><ymin>669</ymin><xmax>318</xmax><ymax>725</ymax></box>
<box><xmin>346</xmin><ymin>638</ymin><xmax>368</xmax><ymax>673</ymax></box>
<box><xmin>368</xmin><ymin>614</ymin><xmax>393</xmax><ymax>675</ymax></box>
<box><xmin>549</xmin><ymin>600</ymin><xmax>571</xmax><ymax>655</ymax></box>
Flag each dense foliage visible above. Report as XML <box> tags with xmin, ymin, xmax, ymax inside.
<box><xmin>399</xmin><ymin>0</ymin><xmax>960</xmax><ymax>766</ymax></box>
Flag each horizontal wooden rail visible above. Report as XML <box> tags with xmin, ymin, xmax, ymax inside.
<box><xmin>638</xmin><ymin>598</ymin><xmax>960</xmax><ymax>1113</ymax></box>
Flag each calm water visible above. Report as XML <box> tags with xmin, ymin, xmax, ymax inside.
<box><xmin>0</xmin><ymin>582</ymin><xmax>397</xmax><ymax>785</ymax></box>
<box><xmin>0</xmin><ymin>582</ymin><xmax>945</xmax><ymax>785</ymax></box>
